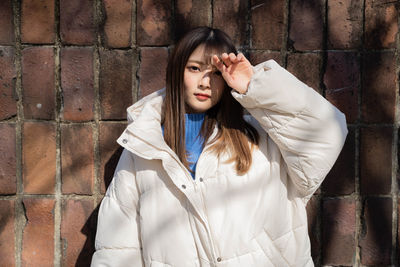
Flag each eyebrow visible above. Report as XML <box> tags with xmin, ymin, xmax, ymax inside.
<box><xmin>187</xmin><ymin>60</ymin><xmax>207</xmax><ymax>65</ymax></box>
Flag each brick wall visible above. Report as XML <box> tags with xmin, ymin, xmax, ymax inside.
<box><xmin>0</xmin><ymin>0</ymin><xmax>398</xmax><ymax>266</ymax></box>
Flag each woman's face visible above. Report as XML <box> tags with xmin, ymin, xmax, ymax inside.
<box><xmin>183</xmin><ymin>44</ymin><xmax>226</xmax><ymax>113</ymax></box>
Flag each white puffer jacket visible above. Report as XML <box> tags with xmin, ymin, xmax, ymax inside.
<box><xmin>91</xmin><ymin>60</ymin><xmax>348</xmax><ymax>267</ymax></box>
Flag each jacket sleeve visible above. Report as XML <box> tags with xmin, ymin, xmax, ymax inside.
<box><xmin>232</xmin><ymin>59</ymin><xmax>348</xmax><ymax>200</ymax></box>
<box><xmin>91</xmin><ymin>149</ymin><xmax>144</xmax><ymax>267</ymax></box>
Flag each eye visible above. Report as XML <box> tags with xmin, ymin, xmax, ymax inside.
<box><xmin>187</xmin><ymin>65</ymin><xmax>200</xmax><ymax>72</ymax></box>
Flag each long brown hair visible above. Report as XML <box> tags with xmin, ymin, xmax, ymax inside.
<box><xmin>163</xmin><ymin>27</ymin><xmax>259</xmax><ymax>175</ymax></box>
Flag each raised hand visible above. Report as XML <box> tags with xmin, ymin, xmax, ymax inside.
<box><xmin>212</xmin><ymin>53</ymin><xmax>254</xmax><ymax>94</ymax></box>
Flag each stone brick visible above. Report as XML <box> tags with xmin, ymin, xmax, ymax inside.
<box><xmin>61</xmin><ymin>199</ymin><xmax>95</xmax><ymax>267</ymax></box>
<box><xmin>0</xmin><ymin>46</ymin><xmax>17</xmax><ymax>120</ymax></box>
<box><xmin>22</xmin><ymin>47</ymin><xmax>55</xmax><ymax>120</ymax></box>
<box><xmin>100</xmin><ymin>50</ymin><xmax>132</xmax><ymax>120</ymax></box>
<box><xmin>102</xmin><ymin>0</ymin><xmax>132</xmax><ymax>48</ymax></box>
<box><xmin>327</xmin><ymin>0</ymin><xmax>363</xmax><ymax>49</ymax></box>
<box><xmin>365</xmin><ymin>0</ymin><xmax>398</xmax><ymax>49</ymax></box>
<box><xmin>322</xmin><ymin>198</ymin><xmax>356</xmax><ymax>265</ymax></box>
<box><xmin>23</xmin><ymin>122</ymin><xmax>56</xmax><ymax>194</ymax></box>
<box><xmin>213</xmin><ymin>0</ymin><xmax>248</xmax><ymax>46</ymax></box>
<box><xmin>322</xmin><ymin>128</ymin><xmax>355</xmax><ymax>195</ymax></box>
<box><xmin>22</xmin><ymin>198</ymin><xmax>55</xmax><ymax>266</ymax></box>
<box><xmin>0</xmin><ymin>200</ymin><xmax>15</xmax><ymax>267</ymax></box>
<box><xmin>248</xmin><ymin>51</ymin><xmax>282</xmax><ymax>66</ymax></box>
<box><xmin>362</xmin><ymin>52</ymin><xmax>396</xmax><ymax>123</ymax></box>
<box><xmin>0</xmin><ymin>124</ymin><xmax>16</xmax><ymax>194</ymax></box>
<box><xmin>0</xmin><ymin>0</ymin><xmax>14</xmax><ymax>44</ymax></box>
<box><xmin>360</xmin><ymin>127</ymin><xmax>392</xmax><ymax>195</ymax></box>
<box><xmin>61</xmin><ymin>124</ymin><xmax>94</xmax><ymax>194</ymax></box>
<box><xmin>360</xmin><ymin>197</ymin><xmax>392</xmax><ymax>265</ymax></box>
<box><xmin>21</xmin><ymin>0</ymin><xmax>55</xmax><ymax>44</ymax></box>
<box><xmin>137</xmin><ymin>0</ymin><xmax>172</xmax><ymax>45</ymax></box>
<box><xmin>61</xmin><ymin>47</ymin><xmax>94</xmax><ymax>121</ymax></box>
<box><xmin>251</xmin><ymin>0</ymin><xmax>285</xmax><ymax>50</ymax></box>
<box><xmin>138</xmin><ymin>47</ymin><xmax>168</xmax><ymax>98</ymax></box>
<box><xmin>324</xmin><ymin>52</ymin><xmax>359</xmax><ymax>123</ymax></box>
<box><xmin>306</xmin><ymin>196</ymin><xmax>320</xmax><ymax>263</ymax></box>
<box><xmin>287</xmin><ymin>53</ymin><xmax>322</xmax><ymax>93</ymax></box>
<box><xmin>99</xmin><ymin>122</ymin><xmax>126</xmax><ymax>193</ymax></box>
<box><xmin>174</xmin><ymin>0</ymin><xmax>211</xmax><ymax>41</ymax></box>
<box><xmin>289</xmin><ymin>0</ymin><xmax>324</xmax><ymax>51</ymax></box>
<box><xmin>60</xmin><ymin>0</ymin><xmax>95</xmax><ymax>45</ymax></box>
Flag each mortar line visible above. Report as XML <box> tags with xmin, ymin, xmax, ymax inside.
<box><xmin>53</xmin><ymin>0</ymin><xmax>62</xmax><ymax>266</ymax></box>
<box><xmin>132</xmin><ymin>0</ymin><xmax>139</xmax><ymax>106</ymax></box>
<box><xmin>282</xmin><ymin>0</ymin><xmax>290</xmax><ymax>67</ymax></box>
<box><xmin>354</xmin><ymin>0</ymin><xmax>367</xmax><ymax>265</ymax></box>
<box><xmin>93</xmin><ymin>0</ymin><xmax>102</xmax><ymax>207</ymax></box>
<box><xmin>12</xmin><ymin>0</ymin><xmax>23</xmax><ymax>266</ymax></box>
<box><xmin>391</xmin><ymin>11</ymin><xmax>400</xmax><ymax>265</ymax></box>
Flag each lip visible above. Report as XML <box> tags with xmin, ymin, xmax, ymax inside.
<box><xmin>194</xmin><ymin>93</ymin><xmax>211</xmax><ymax>100</ymax></box>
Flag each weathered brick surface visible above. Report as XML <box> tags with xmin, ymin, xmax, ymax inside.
<box><xmin>61</xmin><ymin>199</ymin><xmax>95</xmax><ymax>267</ymax></box>
<box><xmin>100</xmin><ymin>50</ymin><xmax>132</xmax><ymax>120</ymax></box>
<box><xmin>322</xmin><ymin>198</ymin><xmax>356</xmax><ymax>265</ymax></box>
<box><xmin>362</xmin><ymin>52</ymin><xmax>396</xmax><ymax>123</ymax></box>
<box><xmin>289</xmin><ymin>0</ymin><xmax>324</xmax><ymax>51</ymax></box>
<box><xmin>60</xmin><ymin>0</ymin><xmax>95</xmax><ymax>45</ymax></box>
<box><xmin>249</xmin><ymin>51</ymin><xmax>282</xmax><ymax>66</ymax></box>
<box><xmin>0</xmin><ymin>200</ymin><xmax>15</xmax><ymax>267</ymax></box>
<box><xmin>22</xmin><ymin>47</ymin><xmax>55</xmax><ymax>120</ymax></box>
<box><xmin>23</xmin><ymin>122</ymin><xmax>56</xmax><ymax>194</ymax></box>
<box><xmin>0</xmin><ymin>123</ymin><xmax>16</xmax><ymax>194</ymax></box>
<box><xmin>61</xmin><ymin>124</ymin><xmax>94</xmax><ymax>194</ymax></box>
<box><xmin>359</xmin><ymin>197</ymin><xmax>392</xmax><ymax>265</ymax></box>
<box><xmin>21</xmin><ymin>0</ymin><xmax>55</xmax><ymax>44</ymax></box>
<box><xmin>213</xmin><ymin>0</ymin><xmax>248</xmax><ymax>46</ymax></box>
<box><xmin>99</xmin><ymin>122</ymin><xmax>126</xmax><ymax>193</ymax></box>
<box><xmin>102</xmin><ymin>0</ymin><xmax>132</xmax><ymax>48</ymax></box>
<box><xmin>22</xmin><ymin>198</ymin><xmax>55</xmax><ymax>266</ymax></box>
<box><xmin>323</xmin><ymin>128</ymin><xmax>355</xmax><ymax>195</ymax></box>
<box><xmin>138</xmin><ymin>47</ymin><xmax>168</xmax><ymax>98</ymax></box>
<box><xmin>0</xmin><ymin>0</ymin><xmax>14</xmax><ymax>44</ymax></box>
<box><xmin>287</xmin><ymin>53</ymin><xmax>322</xmax><ymax>93</ymax></box>
<box><xmin>1</xmin><ymin>1</ymin><xmax>400</xmax><ymax>266</ymax></box>
<box><xmin>360</xmin><ymin>127</ymin><xmax>392</xmax><ymax>195</ymax></box>
<box><xmin>365</xmin><ymin>0</ymin><xmax>398</xmax><ymax>49</ymax></box>
<box><xmin>137</xmin><ymin>0</ymin><xmax>172</xmax><ymax>45</ymax></box>
<box><xmin>327</xmin><ymin>0</ymin><xmax>363</xmax><ymax>49</ymax></box>
<box><xmin>325</xmin><ymin>52</ymin><xmax>359</xmax><ymax>123</ymax></box>
<box><xmin>0</xmin><ymin>46</ymin><xmax>16</xmax><ymax>120</ymax></box>
<box><xmin>174</xmin><ymin>0</ymin><xmax>211</xmax><ymax>41</ymax></box>
<box><xmin>251</xmin><ymin>0</ymin><xmax>284</xmax><ymax>50</ymax></box>
<box><xmin>61</xmin><ymin>47</ymin><xmax>94</xmax><ymax>121</ymax></box>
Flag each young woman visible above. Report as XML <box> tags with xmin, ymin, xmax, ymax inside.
<box><xmin>91</xmin><ymin>27</ymin><xmax>347</xmax><ymax>267</ymax></box>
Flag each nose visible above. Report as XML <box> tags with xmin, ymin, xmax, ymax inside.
<box><xmin>199</xmin><ymin>71</ymin><xmax>211</xmax><ymax>89</ymax></box>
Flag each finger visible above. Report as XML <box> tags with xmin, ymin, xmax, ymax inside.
<box><xmin>212</xmin><ymin>55</ymin><xmax>224</xmax><ymax>71</ymax></box>
<box><xmin>237</xmin><ymin>53</ymin><xmax>244</xmax><ymax>62</ymax></box>
<box><xmin>229</xmin><ymin>53</ymin><xmax>238</xmax><ymax>63</ymax></box>
<box><xmin>221</xmin><ymin>53</ymin><xmax>232</xmax><ymax>66</ymax></box>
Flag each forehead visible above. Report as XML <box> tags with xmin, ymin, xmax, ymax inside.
<box><xmin>187</xmin><ymin>44</ymin><xmax>221</xmax><ymax>65</ymax></box>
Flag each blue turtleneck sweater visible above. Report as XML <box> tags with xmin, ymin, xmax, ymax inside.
<box><xmin>184</xmin><ymin>113</ymin><xmax>205</xmax><ymax>178</ymax></box>
<box><xmin>162</xmin><ymin>113</ymin><xmax>205</xmax><ymax>179</ymax></box>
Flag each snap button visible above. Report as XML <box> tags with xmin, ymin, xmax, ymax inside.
<box><xmin>217</xmin><ymin>257</ymin><xmax>222</xmax><ymax>262</ymax></box>
<box><xmin>199</xmin><ymin>177</ymin><xmax>204</xmax><ymax>182</ymax></box>
<box><xmin>181</xmin><ymin>184</ymin><xmax>186</xmax><ymax>189</ymax></box>
<box><xmin>122</xmin><ymin>139</ymin><xmax>128</xmax><ymax>144</ymax></box>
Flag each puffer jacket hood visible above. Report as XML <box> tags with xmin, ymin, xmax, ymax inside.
<box><xmin>91</xmin><ymin>60</ymin><xmax>348</xmax><ymax>267</ymax></box>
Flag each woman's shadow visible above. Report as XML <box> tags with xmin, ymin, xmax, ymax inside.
<box><xmin>75</xmin><ymin>147</ymin><xmax>123</xmax><ymax>266</ymax></box>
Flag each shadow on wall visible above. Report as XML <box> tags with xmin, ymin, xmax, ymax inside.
<box><xmin>0</xmin><ymin>0</ymin><xmax>397</xmax><ymax>266</ymax></box>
